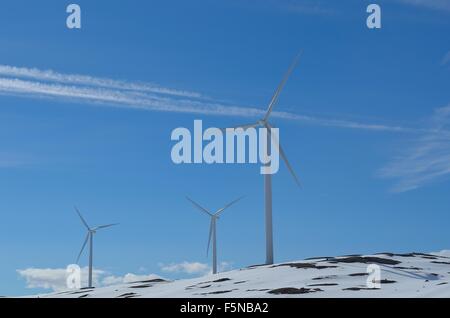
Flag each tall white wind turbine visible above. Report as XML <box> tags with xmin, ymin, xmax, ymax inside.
<box><xmin>229</xmin><ymin>52</ymin><xmax>302</xmax><ymax>265</ymax></box>
<box><xmin>75</xmin><ymin>206</ymin><xmax>118</xmax><ymax>288</ymax></box>
<box><xmin>186</xmin><ymin>196</ymin><xmax>243</xmax><ymax>274</ymax></box>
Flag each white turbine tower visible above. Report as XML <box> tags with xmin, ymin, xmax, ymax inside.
<box><xmin>75</xmin><ymin>206</ymin><xmax>118</xmax><ymax>288</ymax></box>
<box><xmin>187</xmin><ymin>196</ymin><xmax>243</xmax><ymax>274</ymax></box>
<box><xmin>230</xmin><ymin>52</ymin><xmax>302</xmax><ymax>265</ymax></box>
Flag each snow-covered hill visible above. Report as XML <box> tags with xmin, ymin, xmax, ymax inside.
<box><xmin>29</xmin><ymin>252</ymin><xmax>450</xmax><ymax>298</ymax></box>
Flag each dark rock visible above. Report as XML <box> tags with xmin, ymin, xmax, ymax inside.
<box><xmin>312</xmin><ymin>275</ymin><xmax>337</xmax><ymax>280</ymax></box>
<box><xmin>305</xmin><ymin>256</ymin><xmax>333</xmax><ymax>261</ymax></box>
<box><xmin>201</xmin><ymin>290</ymin><xmax>234</xmax><ymax>295</ymax></box>
<box><xmin>117</xmin><ymin>292</ymin><xmax>139</xmax><ymax>298</ymax></box>
<box><xmin>274</xmin><ymin>263</ymin><xmax>338</xmax><ymax>270</ymax></box>
<box><xmin>70</xmin><ymin>289</ymin><xmax>94</xmax><ymax>295</ymax></box>
<box><xmin>130</xmin><ymin>284</ymin><xmax>152</xmax><ymax>288</ymax></box>
<box><xmin>328</xmin><ymin>256</ymin><xmax>400</xmax><ymax>265</ymax></box>
<box><xmin>343</xmin><ymin>287</ymin><xmax>378</xmax><ymax>291</ymax></box>
<box><xmin>136</xmin><ymin>278</ymin><xmax>167</xmax><ymax>283</ymax></box>
<box><xmin>268</xmin><ymin>287</ymin><xmax>323</xmax><ymax>295</ymax></box>
<box><xmin>376</xmin><ymin>252</ymin><xmax>437</xmax><ymax>259</ymax></box>
<box><xmin>393</xmin><ymin>266</ymin><xmax>423</xmax><ymax>270</ymax></box>
<box><xmin>374</xmin><ymin>279</ymin><xmax>397</xmax><ymax>284</ymax></box>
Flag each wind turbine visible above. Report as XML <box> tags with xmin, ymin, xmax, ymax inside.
<box><xmin>229</xmin><ymin>52</ymin><xmax>302</xmax><ymax>265</ymax></box>
<box><xmin>74</xmin><ymin>206</ymin><xmax>118</xmax><ymax>288</ymax></box>
<box><xmin>186</xmin><ymin>196</ymin><xmax>243</xmax><ymax>274</ymax></box>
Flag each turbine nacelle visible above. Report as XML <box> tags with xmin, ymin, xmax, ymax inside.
<box><xmin>257</xmin><ymin>119</ymin><xmax>267</xmax><ymax>126</ymax></box>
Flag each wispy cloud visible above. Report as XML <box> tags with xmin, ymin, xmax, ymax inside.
<box><xmin>379</xmin><ymin>104</ymin><xmax>450</xmax><ymax>192</ymax></box>
<box><xmin>442</xmin><ymin>51</ymin><xmax>450</xmax><ymax>66</ymax></box>
<box><xmin>17</xmin><ymin>267</ymin><xmax>104</xmax><ymax>292</ymax></box>
<box><xmin>0</xmin><ymin>64</ymin><xmax>422</xmax><ymax>133</ymax></box>
<box><xmin>0</xmin><ymin>153</ymin><xmax>30</xmax><ymax>168</ymax></box>
<box><xmin>0</xmin><ymin>159</ymin><xmax>22</xmax><ymax>168</ymax></box>
<box><xmin>101</xmin><ymin>273</ymin><xmax>162</xmax><ymax>286</ymax></box>
<box><xmin>159</xmin><ymin>261</ymin><xmax>233</xmax><ymax>276</ymax></box>
<box><xmin>160</xmin><ymin>261</ymin><xmax>210</xmax><ymax>275</ymax></box>
<box><xmin>0</xmin><ymin>65</ymin><xmax>201</xmax><ymax>98</ymax></box>
<box><xmin>17</xmin><ymin>267</ymin><xmax>162</xmax><ymax>292</ymax></box>
<box><xmin>396</xmin><ymin>0</ymin><xmax>450</xmax><ymax>13</ymax></box>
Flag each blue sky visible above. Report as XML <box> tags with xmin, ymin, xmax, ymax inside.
<box><xmin>0</xmin><ymin>0</ymin><xmax>449</xmax><ymax>295</ymax></box>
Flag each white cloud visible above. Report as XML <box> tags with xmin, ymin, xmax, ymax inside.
<box><xmin>17</xmin><ymin>267</ymin><xmax>105</xmax><ymax>292</ymax></box>
<box><xmin>0</xmin><ymin>64</ymin><xmax>421</xmax><ymax>133</ymax></box>
<box><xmin>17</xmin><ymin>267</ymin><xmax>161</xmax><ymax>292</ymax></box>
<box><xmin>160</xmin><ymin>261</ymin><xmax>233</xmax><ymax>276</ymax></box>
<box><xmin>218</xmin><ymin>261</ymin><xmax>234</xmax><ymax>272</ymax></box>
<box><xmin>101</xmin><ymin>273</ymin><xmax>161</xmax><ymax>286</ymax></box>
<box><xmin>160</xmin><ymin>261</ymin><xmax>210</xmax><ymax>275</ymax></box>
<box><xmin>379</xmin><ymin>104</ymin><xmax>450</xmax><ymax>192</ymax></box>
<box><xmin>18</xmin><ymin>261</ymin><xmax>231</xmax><ymax>293</ymax></box>
<box><xmin>17</xmin><ymin>268</ymin><xmax>68</xmax><ymax>292</ymax></box>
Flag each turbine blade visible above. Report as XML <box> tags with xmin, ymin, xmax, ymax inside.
<box><xmin>76</xmin><ymin>232</ymin><xmax>90</xmax><ymax>263</ymax></box>
<box><xmin>74</xmin><ymin>206</ymin><xmax>90</xmax><ymax>230</ymax></box>
<box><xmin>264</xmin><ymin>50</ymin><xmax>303</xmax><ymax>122</ymax></box>
<box><xmin>215</xmin><ymin>196</ymin><xmax>245</xmax><ymax>216</ymax></box>
<box><xmin>278</xmin><ymin>143</ymin><xmax>301</xmax><ymax>187</ymax></box>
<box><xmin>93</xmin><ymin>223</ymin><xmax>119</xmax><ymax>231</ymax></box>
<box><xmin>206</xmin><ymin>219</ymin><xmax>213</xmax><ymax>257</ymax></box>
<box><xmin>186</xmin><ymin>197</ymin><xmax>213</xmax><ymax>216</ymax></box>
<box><xmin>266</xmin><ymin>123</ymin><xmax>301</xmax><ymax>187</ymax></box>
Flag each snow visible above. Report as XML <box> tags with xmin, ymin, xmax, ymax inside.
<box><xmin>432</xmin><ymin>250</ymin><xmax>450</xmax><ymax>258</ymax></box>
<box><xmin>25</xmin><ymin>251</ymin><xmax>450</xmax><ymax>298</ymax></box>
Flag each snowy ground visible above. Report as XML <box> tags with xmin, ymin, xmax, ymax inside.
<box><xmin>28</xmin><ymin>251</ymin><xmax>450</xmax><ymax>298</ymax></box>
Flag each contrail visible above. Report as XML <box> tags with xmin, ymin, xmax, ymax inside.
<box><xmin>0</xmin><ymin>64</ymin><xmax>202</xmax><ymax>98</ymax></box>
<box><xmin>0</xmin><ymin>64</ymin><xmax>426</xmax><ymax>133</ymax></box>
